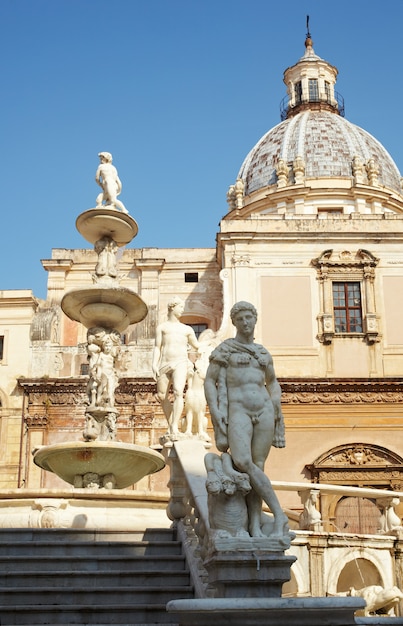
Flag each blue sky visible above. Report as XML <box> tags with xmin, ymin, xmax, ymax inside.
<box><xmin>2</xmin><ymin>0</ymin><xmax>403</xmax><ymax>299</ymax></box>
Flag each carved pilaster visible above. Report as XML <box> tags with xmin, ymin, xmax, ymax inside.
<box><xmin>307</xmin><ymin>536</ymin><xmax>327</xmax><ymax>596</ymax></box>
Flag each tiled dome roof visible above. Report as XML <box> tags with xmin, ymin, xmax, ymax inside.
<box><xmin>238</xmin><ymin>110</ymin><xmax>402</xmax><ymax>196</ymax></box>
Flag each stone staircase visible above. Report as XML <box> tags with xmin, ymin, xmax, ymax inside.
<box><xmin>0</xmin><ymin>527</ymin><xmax>194</xmax><ymax>625</ymax></box>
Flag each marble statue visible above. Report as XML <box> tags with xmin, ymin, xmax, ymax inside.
<box><xmin>184</xmin><ymin>354</ymin><xmax>211</xmax><ymax>442</ymax></box>
<box><xmin>276</xmin><ymin>158</ymin><xmax>289</xmax><ymax>188</ymax></box>
<box><xmin>95</xmin><ymin>152</ymin><xmax>128</xmax><ymax>213</ymax></box>
<box><xmin>86</xmin><ymin>327</ymin><xmax>120</xmax><ymax>409</ymax></box>
<box><xmin>298</xmin><ymin>489</ymin><xmax>323</xmax><ymax>531</ymax></box>
<box><xmin>226</xmin><ymin>184</ymin><xmax>236</xmax><ymax>210</ymax></box>
<box><xmin>234</xmin><ymin>178</ymin><xmax>244</xmax><ymax>209</ymax></box>
<box><xmin>94</xmin><ymin>236</ymin><xmax>118</xmax><ymax>280</ymax></box>
<box><xmin>152</xmin><ymin>297</ymin><xmax>200</xmax><ymax>440</ymax></box>
<box><xmin>377</xmin><ymin>496</ymin><xmax>403</xmax><ymax>534</ymax></box>
<box><xmin>84</xmin><ymin>327</ymin><xmax>121</xmax><ymax>442</ymax></box>
<box><xmin>348</xmin><ymin>585</ymin><xmax>403</xmax><ymax>617</ymax></box>
<box><xmin>204</xmin><ymin>301</ymin><xmax>289</xmax><ymax>544</ymax></box>
<box><xmin>366</xmin><ymin>157</ymin><xmax>379</xmax><ymax>187</ymax></box>
<box><xmin>293</xmin><ymin>155</ymin><xmax>305</xmax><ymax>185</ymax></box>
<box><xmin>352</xmin><ymin>155</ymin><xmax>365</xmax><ymax>184</ymax></box>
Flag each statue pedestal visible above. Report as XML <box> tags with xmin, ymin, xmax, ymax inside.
<box><xmin>167</xmin><ymin>597</ymin><xmax>366</xmax><ymax>626</ymax></box>
<box><xmin>204</xmin><ymin>550</ymin><xmax>296</xmax><ymax>598</ymax></box>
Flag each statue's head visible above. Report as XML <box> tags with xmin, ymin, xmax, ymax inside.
<box><xmin>98</xmin><ymin>151</ymin><xmax>113</xmax><ymax>163</ymax></box>
<box><xmin>167</xmin><ymin>296</ymin><xmax>185</xmax><ymax>312</ymax></box>
<box><xmin>230</xmin><ymin>301</ymin><xmax>257</xmax><ymax>324</ymax></box>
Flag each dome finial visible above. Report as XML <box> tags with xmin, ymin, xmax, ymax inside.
<box><xmin>305</xmin><ymin>14</ymin><xmax>313</xmax><ymax>50</ymax></box>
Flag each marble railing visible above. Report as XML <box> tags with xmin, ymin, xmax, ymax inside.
<box><xmin>164</xmin><ymin>440</ymin><xmax>403</xmax><ymax>598</ymax></box>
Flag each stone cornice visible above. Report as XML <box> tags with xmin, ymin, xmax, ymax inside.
<box><xmin>225</xmin><ymin>181</ymin><xmax>403</xmax><ymax>218</ymax></box>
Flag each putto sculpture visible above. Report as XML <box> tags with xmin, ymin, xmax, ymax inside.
<box><xmin>95</xmin><ymin>151</ymin><xmax>128</xmax><ymax>213</ymax></box>
<box><xmin>204</xmin><ymin>301</ymin><xmax>291</xmax><ymax>547</ymax></box>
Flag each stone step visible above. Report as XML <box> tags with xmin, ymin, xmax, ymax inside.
<box><xmin>0</xmin><ymin>603</ymin><xmax>180</xmax><ymax>625</ymax></box>
<box><xmin>0</xmin><ymin>585</ymin><xmax>194</xmax><ymax>605</ymax></box>
<box><xmin>0</xmin><ymin>527</ymin><xmax>192</xmax><ymax>625</ymax></box>
<box><xmin>0</xmin><ymin>527</ymin><xmax>174</xmax><ymax>543</ymax></box>
<box><xmin>0</xmin><ymin>553</ymin><xmax>187</xmax><ymax>572</ymax></box>
<box><xmin>0</xmin><ymin>539</ymin><xmax>183</xmax><ymax>557</ymax></box>
<box><xmin>0</xmin><ymin>569</ymin><xmax>190</xmax><ymax>587</ymax></box>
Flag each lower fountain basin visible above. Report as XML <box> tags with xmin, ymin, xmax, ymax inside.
<box><xmin>33</xmin><ymin>441</ymin><xmax>165</xmax><ymax>489</ymax></box>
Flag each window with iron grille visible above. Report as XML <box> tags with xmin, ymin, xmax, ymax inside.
<box><xmin>309</xmin><ymin>79</ymin><xmax>319</xmax><ymax>101</ymax></box>
<box><xmin>294</xmin><ymin>81</ymin><xmax>302</xmax><ymax>104</ymax></box>
<box><xmin>332</xmin><ymin>282</ymin><xmax>363</xmax><ymax>333</ymax></box>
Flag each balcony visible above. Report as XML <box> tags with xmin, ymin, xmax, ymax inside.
<box><xmin>280</xmin><ymin>90</ymin><xmax>345</xmax><ymax>121</ymax></box>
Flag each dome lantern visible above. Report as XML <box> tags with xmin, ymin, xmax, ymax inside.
<box><xmin>280</xmin><ymin>24</ymin><xmax>344</xmax><ymax>121</ymax></box>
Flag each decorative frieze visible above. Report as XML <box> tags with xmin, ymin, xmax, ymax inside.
<box><xmin>280</xmin><ymin>379</ymin><xmax>403</xmax><ymax>404</ymax></box>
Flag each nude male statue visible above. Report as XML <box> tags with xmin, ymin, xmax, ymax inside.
<box><xmin>95</xmin><ymin>152</ymin><xmax>128</xmax><ymax>213</ymax></box>
<box><xmin>152</xmin><ymin>297</ymin><xmax>200</xmax><ymax>438</ymax></box>
<box><xmin>204</xmin><ymin>301</ymin><xmax>289</xmax><ymax>542</ymax></box>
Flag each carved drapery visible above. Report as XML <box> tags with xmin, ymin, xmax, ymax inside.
<box><xmin>311</xmin><ymin>249</ymin><xmax>379</xmax><ymax>344</ymax></box>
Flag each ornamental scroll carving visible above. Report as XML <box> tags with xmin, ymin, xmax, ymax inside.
<box><xmin>281</xmin><ymin>391</ymin><xmax>403</xmax><ymax>404</ymax></box>
<box><xmin>312</xmin><ymin>248</ymin><xmax>379</xmax><ymax>344</ymax></box>
<box><xmin>19</xmin><ymin>378</ymin><xmax>160</xmax><ymax>432</ymax></box>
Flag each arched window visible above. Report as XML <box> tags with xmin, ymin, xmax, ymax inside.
<box><xmin>337</xmin><ymin>558</ymin><xmax>382</xmax><ymax>593</ymax></box>
<box><xmin>306</xmin><ymin>443</ymin><xmax>403</xmax><ymax>533</ymax></box>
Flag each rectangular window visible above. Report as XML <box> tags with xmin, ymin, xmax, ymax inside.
<box><xmin>0</xmin><ymin>336</ymin><xmax>3</xmax><ymax>360</ymax></box>
<box><xmin>333</xmin><ymin>282</ymin><xmax>363</xmax><ymax>333</ymax></box>
<box><xmin>318</xmin><ymin>208</ymin><xmax>343</xmax><ymax>217</ymax></box>
<box><xmin>309</xmin><ymin>79</ymin><xmax>319</xmax><ymax>101</ymax></box>
<box><xmin>80</xmin><ymin>362</ymin><xmax>89</xmax><ymax>375</ymax></box>
<box><xmin>294</xmin><ymin>81</ymin><xmax>302</xmax><ymax>104</ymax></box>
<box><xmin>185</xmin><ymin>272</ymin><xmax>199</xmax><ymax>283</ymax></box>
<box><xmin>324</xmin><ymin>81</ymin><xmax>331</xmax><ymax>102</ymax></box>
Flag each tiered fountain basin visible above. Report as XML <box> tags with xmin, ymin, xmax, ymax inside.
<box><xmin>33</xmin><ymin>441</ymin><xmax>165</xmax><ymax>489</ymax></box>
<box><xmin>76</xmin><ymin>208</ymin><xmax>138</xmax><ymax>245</ymax></box>
<box><xmin>61</xmin><ymin>286</ymin><xmax>148</xmax><ymax>332</ymax></box>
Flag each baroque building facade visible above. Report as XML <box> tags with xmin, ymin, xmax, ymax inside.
<box><xmin>1</xmin><ymin>30</ymin><xmax>403</xmax><ymax>597</ymax></box>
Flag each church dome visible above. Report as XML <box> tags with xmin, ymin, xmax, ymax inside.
<box><xmin>238</xmin><ymin>111</ymin><xmax>402</xmax><ymax>195</ymax></box>
<box><xmin>231</xmin><ymin>31</ymin><xmax>402</xmax><ymax>208</ymax></box>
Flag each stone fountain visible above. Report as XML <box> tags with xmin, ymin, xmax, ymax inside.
<box><xmin>33</xmin><ymin>152</ymin><xmax>165</xmax><ymax>491</ymax></box>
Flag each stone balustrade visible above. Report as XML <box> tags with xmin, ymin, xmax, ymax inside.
<box><xmin>164</xmin><ymin>440</ymin><xmax>403</xmax><ymax>600</ymax></box>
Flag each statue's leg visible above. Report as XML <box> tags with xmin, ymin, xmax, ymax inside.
<box><xmin>170</xmin><ymin>365</ymin><xmax>188</xmax><ymax>435</ymax></box>
<box><xmin>250</xmin><ymin>416</ymin><xmax>289</xmax><ymax>538</ymax></box>
<box><xmin>229</xmin><ymin>412</ymin><xmax>288</xmax><ymax>540</ymax></box>
<box><xmin>157</xmin><ymin>374</ymin><xmax>173</xmax><ymax>432</ymax></box>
